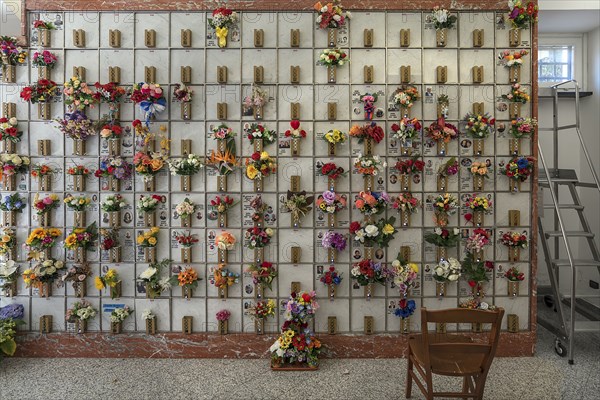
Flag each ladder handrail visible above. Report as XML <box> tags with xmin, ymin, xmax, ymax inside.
<box><xmin>551</xmin><ymin>80</ymin><xmax>600</xmax><ymax>193</ymax></box>
<box><xmin>537</xmin><ymin>143</ymin><xmax>578</xmax><ymax>362</ymax></box>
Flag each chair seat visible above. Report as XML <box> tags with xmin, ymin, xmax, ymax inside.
<box><xmin>409</xmin><ymin>334</ymin><xmax>485</xmax><ymax>376</ymax></box>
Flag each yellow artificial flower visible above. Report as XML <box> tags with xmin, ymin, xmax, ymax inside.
<box><xmin>94</xmin><ymin>276</ymin><xmax>105</xmax><ymax>290</ymax></box>
<box><xmin>148</xmin><ymin>237</ymin><xmax>157</xmax><ymax>246</ymax></box>
<box><xmin>409</xmin><ymin>263</ymin><xmax>419</xmax><ymax>273</ymax></box>
<box><xmin>150</xmin><ymin>227</ymin><xmax>160</xmax><ymax>234</ymax></box>
<box><xmin>1</xmin><ymin>235</ymin><xmax>10</xmax><ymax>243</ymax></box>
<box><xmin>382</xmin><ymin>224</ymin><xmax>395</xmax><ymax>235</ymax></box>
<box><xmin>106</xmin><ymin>269</ymin><xmax>115</xmax><ymax>279</ymax></box>
<box><xmin>49</xmin><ymin>228</ymin><xmax>61</xmax><ymax>236</ymax></box>
<box><xmin>136</xmin><ymin>235</ymin><xmax>145</xmax><ymax>245</ymax></box>
<box><xmin>260</xmin><ymin>151</ymin><xmax>269</xmax><ymax>161</ymax></box>
<box><xmin>246</xmin><ymin>165</ymin><xmax>258</xmax><ymax>180</ymax></box>
<box><xmin>65</xmin><ymin>235</ymin><xmax>77</xmax><ymax>247</ymax></box>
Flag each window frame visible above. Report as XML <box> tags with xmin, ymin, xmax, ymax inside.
<box><xmin>538</xmin><ymin>34</ymin><xmax>585</xmax><ymax>89</ymax></box>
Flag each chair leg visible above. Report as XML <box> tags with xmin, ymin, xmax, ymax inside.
<box><xmin>425</xmin><ymin>371</ymin><xmax>434</xmax><ymax>400</ymax></box>
<box><xmin>405</xmin><ymin>355</ymin><xmax>413</xmax><ymax>398</ymax></box>
<box><xmin>462</xmin><ymin>376</ymin><xmax>469</xmax><ymax>397</ymax></box>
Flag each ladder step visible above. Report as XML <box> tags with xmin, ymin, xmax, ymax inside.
<box><xmin>560</xmin><ymin>293</ymin><xmax>600</xmax><ymax>299</ymax></box>
<box><xmin>539</xmin><ymin>169</ymin><xmax>579</xmax><ymax>185</ymax></box>
<box><xmin>545</xmin><ymin>231</ymin><xmax>595</xmax><ymax>238</ymax></box>
<box><xmin>542</xmin><ymin>204</ymin><xmax>584</xmax><ymax>210</ymax></box>
<box><xmin>553</xmin><ymin>259</ymin><xmax>600</xmax><ymax>267</ymax></box>
<box><xmin>574</xmin><ymin>320</ymin><xmax>600</xmax><ymax>333</ymax></box>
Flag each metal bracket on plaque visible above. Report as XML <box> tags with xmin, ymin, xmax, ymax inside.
<box><xmin>291</xmin><ymin>246</ymin><xmax>301</xmax><ymax>264</ymax></box>
<box><xmin>364</xmin><ymin>316</ymin><xmax>374</xmax><ymax>335</ymax></box>
<box><xmin>2</xmin><ymin>102</ymin><xmax>16</xmax><ymax>118</ymax></box>
<box><xmin>327</xmin><ymin>102</ymin><xmax>337</xmax><ymax>120</ymax></box>
<box><xmin>290</xmin><ymin>175</ymin><xmax>301</xmax><ymax>192</ymax></box>
<box><xmin>254</xmin><ymin>29</ymin><xmax>264</xmax><ymax>47</ymax></box>
<box><xmin>472</xmin><ymin>66</ymin><xmax>484</xmax><ymax>84</ymax></box>
<box><xmin>109</xmin><ymin>29</ymin><xmax>121</xmax><ymax>48</ymax></box>
<box><xmin>400</xmin><ymin>66</ymin><xmax>411</xmax><ymax>84</ymax></box>
<box><xmin>509</xmin><ymin>210</ymin><xmax>521</xmax><ymax>227</ymax></box>
<box><xmin>254</xmin><ymin>66</ymin><xmax>264</xmax><ymax>83</ymax></box>
<box><xmin>145</xmin><ymin>29</ymin><xmax>156</xmax><ymax>47</ymax></box>
<box><xmin>473</xmin><ymin>29</ymin><xmax>484</xmax><ymax>47</ymax></box>
<box><xmin>400</xmin><ymin>246</ymin><xmax>411</xmax><ymax>262</ymax></box>
<box><xmin>364</xmin><ymin>29</ymin><xmax>374</xmax><ymax>47</ymax></box>
<box><xmin>182</xmin><ymin>316</ymin><xmax>193</xmax><ymax>334</ymax></box>
<box><xmin>472</xmin><ymin>102</ymin><xmax>485</xmax><ymax>115</ymax></box>
<box><xmin>217</xmin><ymin>66</ymin><xmax>228</xmax><ymax>83</ymax></box>
<box><xmin>327</xmin><ymin>316</ymin><xmax>337</xmax><ymax>334</ymax></box>
<box><xmin>40</xmin><ymin>315</ymin><xmax>53</xmax><ymax>334</ymax></box>
<box><xmin>38</xmin><ymin>140</ymin><xmax>51</xmax><ymax>156</ymax></box>
<box><xmin>290</xmin><ymin>66</ymin><xmax>300</xmax><ymax>84</ymax></box>
<box><xmin>181</xmin><ymin>29</ymin><xmax>192</xmax><ymax>47</ymax></box>
<box><xmin>73</xmin><ymin>29</ymin><xmax>86</xmax><ymax>47</ymax></box>
<box><xmin>400</xmin><ymin>29</ymin><xmax>410</xmax><ymax>47</ymax></box>
<box><xmin>109</xmin><ymin>66</ymin><xmax>121</xmax><ymax>83</ymax></box>
<box><xmin>290</xmin><ymin>103</ymin><xmax>300</xmax><ymax>120</ymax></box>
<box><xmin>291</xmin><ymin>281</ymin><xmax>301</xmax><ymax>293</ymax></box>
<box><xmin>73</xmin><ymin>66</ymin><xmax>86</xmax><ymax>82</ymax></box>
<box><xmin>181</xmin><ymin>66</ymin><xmax>192</xmax><ymax>84</ymax></box>
<box><xmin>217</xmin><ymin>103</ymin><xmax>227</xmax><ymax>120</ymax></box>
<box><xmin>181</xmin><ymin>139</ymin><xmax>192</xmax><ymax>156</ymax></box>
<box><xmin>290</xmin><ymin>29</ymin><xmax>300</xmax><ymax>47</ymax></box>
<box><xmin>363</xmin><ymin>65</ymin><xmax>374</xmax><ymax>83</ymax></box>
<box><xmin>436</xmin><ymin>66</ymin><xmax>447</xmax><ymax>83</ymax></box>
<box><xmin>144</xmin><ymin>66</ymin><xmax>156</xmax><ymax>83</ymax></box>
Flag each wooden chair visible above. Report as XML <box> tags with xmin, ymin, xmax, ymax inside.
<box><xmin>406</xmin><ymin>307</ymin><xmax>505</xmax><ymax>400</ymax></box>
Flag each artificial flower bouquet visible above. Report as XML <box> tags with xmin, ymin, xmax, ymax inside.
<box><xmin>136</xmin><ymin>194</ymin><xmax>163</xmax><ymax>213</ymax></box>
<box><xmin>175</xmin><ymin>198</ymin><xmax>197</xmax><ymax>226</ymax></box>
<box><xmin>67</xmin><ymin>164</ymin><xmax>90</xmax><ymax>177</ymax></box>
<box><xmin>360</xmin><ymin>93</ymin><xmax>378</xmax><ymax>120</ymax></box>
<box><xmin>61</xmin><ymin>263</ymin><xmax>93</xmax><ymax>291</ymax></box>
<box><xmin>393</xmin><ymin>86</ymin><xmax>420</xmax><ymax>110</ymax></box>
<box><xmin>502</xmin><ymin>83</ymin><xmax>530</xmax><ymax>104</ymax></box>
<box><xmin>349</xmin><ymin>122</ymin><xmax>385</xmax><ymax>144</ymax></box>
<box><xmin>391</xmin><ymin>256</ymin><xmax>419</xmax><ymax>295</ymax></box>
<box><xmin>391</xmin><ymin>192</ymin><xmax>421</xmax><ymax>224</ymax></box>
<box><xmin>246</xmin><ymin>226</ymin><xmax>274</xmax><ymax>249</ymax></box>
<box><xmin>66</xmin><ymin>299</ymin><xmax>97</xmax><ymax>329</ymax></box>
<box><xmin>0</xmin><ymin>228</ymin><xmax>17</xmax><ymax>258</ymax></box>
<box><xmin>245</xmin><ymin>122</ymin><xmax>277</xmax><ymax>145</ymax></box>
<box><xmin>0</xmin><ymin>116</ymin><xmax>21</xmax><ymax>144</ymax></box>
<box><xmin>464</xmin><ymin>112</ymin><xmax>495</xmax><ymax>139</ymax></box>
<box><xmin>432</xmin><ymin>257</ymin><xmax>461</xmax><ymax>283</ymax></box>
<box><xmin>320</xmin><ymin>265</ymin><xmax>343</xmax><ymax>287</ymax></box>
<box><xmin>465</xmin><ymin>228</ymin><xmax>492</xmax><ymax>255</ymax></box>
<box><xmin>508</xmin><ymin>0</ymin><xmax>538</xmax><ymax>29</ymax></box>
<box><xmin>0</xmin><ymin>303</ymin><xmax>25</xmax><ymax>359</ymax></box>
<box><xmin>215</xmin><ymin>231</ymin><xmax>236</xmax><ymax>251</ymax></box>
<box><xmin>133</xmin><ymin>147</ymin><xmax>169</xmax><ymax>182</ymax></box>
<box><xmin>94</xmin><ymin>268</ymin><xmax>121</xmax><ymax>298</ymax></box>
<box><xmin>248</xmin><ymin>299</ymin><xmax>276</xmax><ymax>321</ymax></box>
<box><xmin>249</xmin><ymin>195</ymin><xmax>268</xmax><ymax>224</ymax></box>
<box><xmin>246</xmin><ymin>261</ymin><xmax>278</xmax><ymax>291</ymax></box>
<box><xmin>208</xmin><ymin>6</ymin><xmax>238</xmax><ymax>48</ymax></box>
<box><xmin>32</xmin><ymin>193</ymin><xmax>60</xmax><ymax>218</ymax></box>
<box><xmin>33</xmin><ymin>20</ymin><xmax>56</xmax><ymax>30</ymax></box>
<box><xmin>426</xmin><ymin>117</ymin><xmax>459</xmax><ymax>153</ymax></box>
<box><xmin>430</xmin><ymin>6</ymin><xmax>457</xmax><ymax>29</ymax></box>
<box><xmin>1</xmin><ymin>154</ymin><xmax>30</xmax><ymax>179</ymax></box>
<box><xmin>394</xmin><ymin>298</ymin><xmax>417</xmax><ymax>322</ymax></box>
<box><xmin>245</xmin><ymin>151</ymin><xmax>277</xmax><ymax>181</ymax></box>
<box><xmin>321</xmin><ymin>231</ymin><xmax>347</xmax><ymax>253</ymax></box>
<box><xmin>316</xmin><ymin>190</ymin><xmax>348</xmax><ymax>215</ymax></box>
<box><xmin>354</xmin><ymin>153</ymin><xmax>386</xmax><ymax>177</ymax></box>
<box><xmin>314</xmin><ymin>1</ymin><xmax>350</xmax><ymax>29</ymax></box>
<box><xmin>0</xmin><ymin>259</ymin><xmax>19</xmax><ymax>294</ymax></box>
<box><xmin>94</xmin><ymin>156</ymin><xmax>133</xmax><ymax>184</ymax></box>
<box><xmin>316</xmin><ymin>162</ymin><xmax>347</xmax><ymax>182</ymax></box>
<box><xmin>323</xmin><ymin>128</ymin><xmax>347</xmax><ymax>146</ymax></box>
<box><xmin>395</xmin><ymin>156</ymin><xmax>425</xmax><ymax>176</ymax></box>
<box><xmin>172</xmin><ymin>83</ymin><xmax>193</xmax><ymax>102</ymax></box>
<box><xmin>353</xmin><ymin>190</ymin><xmax>389</xmax><ymax>216</ymax></box>
<box><xmin>284</xmin><ymin>120</ymin><xmax>307</xmax><ymax>140</ymax></box>
<box><xmin>438</xmin><ymin>157</ymin><xmax>458</xmax><ymax>178</ymax></box>
<box><xmin>349</xmin><ymin>217</ymin><xmax>396</xmax><ymax>248</ymax></box>
<box><xmin>501</xmin><ymin>231</ymin><xmax>528</xmax><ymax>262</ymax></box>
<box><xmin>431</xmin><ymin>193</ymin><xmax>459</xmax><ymax>227</ymax></box>
<box><xmin>130</xmin><ymin>82</ymin><xmax>166</xmax><ymax>124</ymax></box>
<box><xmin>110</xmin><ymin>306</ymin><xmax>133</xmax><ymax>326</ymax></box>
<box><xmin>243</xmin><ymin>84</ymin><xmax>268</xmax><ymax>118</ymax></box>
<box><xmin>281</xmin><ymin>191</ymin><xmax>314</xmax><ymax>227</ymax></box>
<box><xmin>54</xmin><ymin>110</ymin><xmax>99</xmax><ymax>141</ymax></box>
<box><xmin>99</xmin><ymin>228</ymin><xmax>120</xmax><ymax>252</ymax></box>
<box><xmin>391</xmin><ymin>117</ymin><xmax>421</xmax><ymax>143</ymax></box>
<box><xmin>270</xmin><ymin>291</ymin><xmax>321</xmax><ymax>369</ymax></box>
<box><xmin>64</xmin><ymin>76</ymin><xmax>97</xmax><ymax>111</ymax></box>
<box><xmin>0</xmin><ymin>36</ymin><xmax>27</xmax><ymax>66</ymax></box>
<box><xmin>31</xmin><ymin>50</ymin><xmax>57</xmax><ymax>68</ymax></box>
<box><xmin>317</xmin><ymin>48</ymin><xmax>349</xmax><ymax>67</ymax></box>
<box><xmin>500</xmin><ymin>156</ymin><xmax>534</xmax><ymax>190</ymax></box>
<box><xmin>424</xmin><ymin>227</ymin><xmax>461</xmax><ymax>248</ymax></box>
<box><xmin>461</xmin><ymin>253</ymin><xmax>494</xmax><ymax>292</ymax></box>
<box><xmin>174</xmin><ymin>231</ymin><xmax>199</xmax><ymax>248</ymax></box>
<box><xmin>19</xmin><ymin>79</ymin><xmax>59</xmax><ymax>103</ymax></box>
<box><xmin>138</xmin><ymin>258</ymin><xmax>171</xmax><ymax>297</ymax></box>
<box><xmin>510</xmin><ymin>117</ymin><xmax>537</xmax><ymax>139</ymax></box>
<box><xmin>465</xmin><ymin>194</ymin><xmax>492</xmax><ymax>220</ymax></box>
<box><xmin>505</xmin><ymin>266</ymin><xmax>525</xmax><ymax>281</ymax></box>
<box><xmin>205</xmin><ymin>148</ymin><xmax>239</xmax><ymax>176</ymax></box>
<box><xmin>101</xmin><ymin>194</ymin><xmax>127</xmax><ymax>212</ymax></box>
<box><xmin>30</xmin><ymin>163</ymin><xmax>53</xmax><ymax>188</ymax></box>
<box><xmin>64</xmin><ymin>222</ymin><xmax>98</xmax><ymax>252</ymax></box>
<box><xmin>137</xmin><ymin>227</ymin><xmax>160</xmax><ymax>248</ymax></box>
<box><xmin>212</xmin><ymin>123</ymin><xmax>236</xmax><ymax>146</ymax></box>
<box><xmin>169</xmin><ymin>267</ymin><xmax>201</xmax><ymax>295</ymax></box>
<box><xmin>25</xmin><ymin>227</ymin><xmax>61</xmax><ymax>260</ymax></box>
<box><xmin>469</xmin><ymin>162</ymin><xmax>489</xmax><ymax>179</ymax></box>
<box><xmin>168</xmin><ymin>153</ymin><xmax>203</xmax><ymax>191</ymax></box>
<box><xmin>351</xmin><ymin>258</ymin><xmax>392</xmax><ymax>287</ymax></box>
<box><xmin>210</xmin><ymin>195</ymin><xmax>236</xmax><ymax>214</ymax></box>
<box><xmin>23</xmin><ymin>258</ymin><xmax>65</xmax><ymax>289</ymax></box>
<box><xmin>212</xmin><ymin>263</ymin><xmax>240</xmax><ymax>290</ymax></box>
<box><xmin>0</xmin><ymin>193</ymin><xmax>26</xmax><ymax>213</ymax></box>
<box><xmin>94</xmin><ymin>82</ymin><xmax>127</xmax><ymax>120</ymax></box>
<box><xmin>498</xmin><ymin>49</ymin><xmax>529</xmax><ymax>68</ymax></box>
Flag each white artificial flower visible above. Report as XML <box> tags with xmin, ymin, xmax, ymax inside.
<box><xmin>364</xmin><ymin>225</ymin><xmax>379</xmax><ymax>237</ymax></box>
<box><xmin>453</xmin><ymin>228</ymin><xmax>460</xmax><ymax>235</ymax></box>
<box><xmin>480</xmin><ymin>302</ymin><xmax>489</xmax><ymax>310</ymax></box>
<box><xmin>392</xmin><ymin>259</ymin><xmax>400</xmax><ymax>268</ymax></box>
<box><xmin>320</xmin><ymin>6</ymin><xmax>327</xmax><ymax>12</ymax></box>
<box><xmin>316</xmin><ymin>15</ymin><xmax>322</xmax><ymax>23</ymax></box>
<box><xmin>355</xmin><ymin>230</ymin><xmax>365</xmax><ymax>243</ymax></box>
<box><xmin>448</xmin><ymin>273</ymin><xmax>459</xmax><ymax>281</ymax></box>
<box><xmin>333</xmin><ymin>14</ymin><xmax>341</xmax><ymax>21</ymax></box>
<box><xmin>434</xmin><ymin>266</ymin><xmax>444</xmax><ymax>276</ymax></box>
<box><xmin>434</xmin><ymin>227</ymin><xmax>442</xmax><ymax>235</ymax></box>
<box><xmin>346</xmin><ymin>11</ymin><xmax>352</xmax><ymax>18</ymax></box>
<box><xmin>8</xmin><ymin>117</ymin><xmax>17</xmax><ymax>126</ymax></box>
<box><xmin>140</xmin><ymin>267</ymin><xmax>157</xmax><ymax>280</ymax></box>
<box><xmin>265</xmin><ymin>228</ymin><xmax>274</xmax><ymax>236</ymax></box>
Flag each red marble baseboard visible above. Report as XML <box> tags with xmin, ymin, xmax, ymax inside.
<box><xmin>15</xmin><ymin>331</ymin><xmax>535</xmax><ymax>358</ymax></box>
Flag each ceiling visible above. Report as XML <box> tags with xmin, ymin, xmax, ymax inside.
<box><xmin>539</xmin><ymin>10</ymin><xmax>600</xmax><ymax>33</ymax></box>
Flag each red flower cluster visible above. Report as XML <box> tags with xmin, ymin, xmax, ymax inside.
<box><xmin>284</xmin><ymin>120</ymin><xmax>307</xmax><ymax>138</ymax></box>
<box><xmin>251</xmin><ymin>151</ymin><xmax>261</xmax><ymax>161</ymax></box>
<box><xmin>357</xmin><ymin>259</ymin><xmax>376</xmax><ymax>278</ymax></box>
<box><xmin>101</xmin><ymin>124</ymin><xmax>123</xmax><ymax>137</ymax></box>
<box><xmin>349</xmin><ymin>221</ymin><xmax>361</xmax><ymax>234</ymax></box>
<box><xmin>349</xmin><ymin>122</ymin><xmax>385</xmax><ymax>143</ymax></box>
<box><xmin>175</xmin><ymin>232</ymin><xmax>199</xmax><ymax>247</ymax></box>
<box><xmin>248</xmin><ymin>124</ymin><xmax>265</xmax><ymax>140</ymax></box>
<box><xmin>20</xmin><ymin>79</ymin><xmax>58</xmax><ymax>103</ymax></box>
<box><xmin>395</xmin><ymin>157</ymin><xmax>425</xmax><ymax>175</ymax></box>
<box><xmin>213</xmin><ymin>7</ymin><xmax>233</xmax><ymax>16</ymax></box>
<box><xmin>319</xmin><ymin>162</ymin><xmax>346</xmax><ymax>180</ymax></box>
<box><xmin>0</xmin><ymin>118</ymin><xmax>18</xmax><ymax>141</ymax></box>
<box><xmin>211</xmin><ymin>195</ymin><xmax>234</xmax><ymax>208</ymax></box>
<box><xmin>504</xmin><ymin>266</ymin><xmax>525</xmax><ymax>281</ymax></box>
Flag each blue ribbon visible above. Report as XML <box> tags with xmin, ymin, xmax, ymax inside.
<box><xmin>139</xmin><ymin>97</ymin><xmax>166</xmax><ymax>126</ymax></box>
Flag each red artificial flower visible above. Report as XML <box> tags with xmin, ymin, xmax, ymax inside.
<box><xmin>349</xmin><ymin>221</ymin><xmax>361</xmax><ymax>234</ymax></box>
<box><xmin>132</xmin><ymin>119</ymin><xmax>142</xmax><ymax>127</ymax></box>
<box><xmin>391</xmin><ymin>123</ymin><xmax>400</xmax><ymax>132</ymax></box>
<box><xmin>301</xmin><ymin>293</ymin><xmax>311</xmax><ymax>303</ymax></box>
<box><xmin>251</xmin><ymin>152</ymin><xmax>261</xmax><ymax>161</ymax></box>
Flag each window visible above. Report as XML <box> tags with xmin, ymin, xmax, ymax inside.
<box><xmin>538</xmin><ymin>45</ymin><xmax>574</xmax><ymax>83</ymax></box>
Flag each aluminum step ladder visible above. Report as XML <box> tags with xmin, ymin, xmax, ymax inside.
<box><xmin>537</xmin><ymin>80</ymin><xmax>600</xmax><ymax>364</ymax></box>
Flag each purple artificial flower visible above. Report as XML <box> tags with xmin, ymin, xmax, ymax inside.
<box><xmin>322</xmin><ymin>190</ymin><xmax>336</xmax><ymax>205</ymax></box>
<box><xmin>0</xmin><ymin>303</ymin><xmax>25</xmax><ymax>320</ymax></box>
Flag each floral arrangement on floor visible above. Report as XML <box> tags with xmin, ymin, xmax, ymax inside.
<box><xmin>502</xmin><ymin>83</ymin><xmax>530</xmax><ymax>104</ymax></box>
<box><xmin>391</xmin><ymin>192</ymin><xmax>421</xmax><ymax>215</ymax></box>
<box><xmin>136</xmin><ymin>194</ymin><xmax>163</xmax><ymax>213</ymax></box>
<box><xmin>246</xmin><ymin>261</ymin><xmax>278</xmax><ymax>290</ymax></box>
<box><xmin>94</xmin><ymin>268</ymin><xmax>120</xmax><ymax>297</ymax></box>
<box><xmin>354</xmin><ymin>153</ymin><xmax>386</xmax><ymax>177</ymax></box>
<box><xmin>393</xmin><ymin>86</ymin><xmax>420</xmax><ymax>110</ymax></box>
<box><xmin>0</xmin><ymin>36</ymin><xmax>27</xmax><ymax>66</ymax></box>
<box><xmin>66</xmin><ymin>164</ymin><xmax>91</xmax><ymax>177</ymax></box>
<box><xmin>320</xmin><ymin>265</ymin><xmax>343</xmax><ymax>287</ymax></box>
<box><xmin>208</xmin><ymin>7</ymin><xmax>238</xmax><ymax>48</ymax></box>
<box><xmin>426</xmin><ymin>117</ymin><xmax>459</xmax><ymax>144</ymax></box>
<box><xmin>322</xmin><ymin>231</ymin><xmax>347</xmax><ymax>252</ymax></box>
<box><xmin>66</xmin><ymin>300</ymin><xmax>97</xmax><ymax>324</ymax></box>
<box><xmin>0</xmin><ymin>116</ymin><xmax>21</xmax><ymax>143</ymax></box>
<box><xmin>270</xmin><ymin>291</ymin><xmax>321</xmax><ymax>368</ymax></box>
<box><xmin>504</xmin><ymin>266</ymin><xmax>525</xmax><ymax>281</ymax></box>
<box><xmin>172</xmin><ymin>83</ymin><xmax>193</xmax><ymax>102</ymax></box>
<box><xmin>94</xmin><ymin>82</ymin><xmax>127</xmax><ymax>121</ymax></box>
<box><xmin>2</xmin><ymin>196</ymin><xmax>25</xmax><ymax>215</ymax></box>
<box><xmin>210</xmin><ymin>195</ymin><xmax>236</xmax><ymax>214</ymax></box>
<box><xmin>169</xmin><ymin>267</ymin><xmax>201</xmax><ymax>292</ymax></box>
<box><xmin>0</xmin><ymin>303</ymin><xmax>25</xmax><ymax>360</ymax></box>
<box><xmin>174</xmin><ymin>231</ymin><xmax>199</xmax><ymax>248</ymax></box>
<box><xmin>349</xmin><ymin>122</ymin><xmax>385</xmax><ymax>144</ymax></box>
<box><xmin>432</xmin><ymin>258</ymin><xmax>461</xmax><ymax>283</ymax></box>
<box><xmin>246</xmin><ymin>226</ymin><xmax>274</xmax><ymax>249</ymax></box>
<box><xmin>100</xmin><ymin>229</ymin><xmax>120</xmax><ymax>252</ymax></box>
<box><xmin>1</xmin><ymin>154</ymin><xmax>30</xmax><ymax>177</ymax></box>
<box><xmin>323</xmin><ymin>128</ymin><xmax>347</xmax><ymax>146</ymax></box>
<box><xmin>317</xmin><ymin>48</ymin><xmax>349</xmax><ymax>66</ymax></box>
<box><xmin>20</xmin><ymin>79</ymin><xmax>59</xmax><ymax>104</ymax></box>
<box><xmin>351</xmin><ymin>259</ymin><xmax>392</xmax><ymax>286</ymax></box>
<box><xmin>391</xmin><ymin>117</ymin><xmax>421</xmax><ymax>143</ymax></box>
<box><xmin>61</xmin><ymin>263</ymin><xmax>93</xmax><ymax>289</ymax></box>
<box><xmin>94</xmin><ymin>156</ymin><xmax>133</xmax><ymax>181</ymax></box>
<box><xmin>424</xmin><ymin>227</ymin><xmax>461</xmax><ymax>248</ymax></box>
<box><xmin>284</xmin><ymin>120</ymin><xmax>307</xmax><ymax>140</ymax></box>
<box><xmin>243</xmin><ymin>84</ymin><xmax>268</xmax><ymax>115</ymax></box>
<box><xmin>281</xmin><ymin>191</ymin><xmax>314</xmax><ymax>226</ymax></box>
<box><xmin>215</xmin><ymin>232</ymin><xmax>236</xmax><ymax>251</ymax></box>
<box><xmin>430</xmin><ymin>6</ymin><xmax>457</xmax><ymax>29</ymax></box>
<box><xmin>167</xmin><ymin>154</ymin><xmax>204</xmax><ymax>179</ymax></box>
<box><xmin>137</xmin><ymin>227</ymin><xmax>160</xmax><ymax>248</ymax></box>
<box><xmin>0</xmin><ymin>229</ymin><xmax>17</xmax><ymax>257</ymax></box>
<box><xmin>508</xmin><ymin>0</ymin><xmax>538</xmax><ymax>29</ymax></box>
<box><xmin>25</xmin><ymin>228</ymin><xmax>61</xmax><ymax>260</ymax></box>
<box><xmin>394</xmin><ymin>298</ymin><xmax>417</xmax><ymax>320</ymax></box>
<box><xmin>354</xmin><ymin>191</ymin><xmax>389</xmax><ymax>216</ymax></box>
<box><xmin>431</xmin><ymin>193</ymin><xmax>459</xmax><ymax>226</ymax></box>
<box><xmin>32</xmin><ymin>193</ymin><xmax>60</xmax><ymax>216</ymax></box>
<box><xmin>101</xmin><ymin>194</ymin><xmax>126</xmax><ymax>212</ymax></box>
<box><xmin>64</xmin><ymin>222</ymin><xmax>98</xmax><ymax>251</ymax></box>
<box><xmin>500</xmin><ymin>231</ymin><xmax>528</xmax><ymax>249</ymax></box>
<box><xmin>395</xmin><ymin>156</ymin><xmax>425</xmax><ymax>176</ymax></box>
<box><xmin>509</xmin><ymin>117</ymin><xmax>537</xmax><ymax>139</ymax></box>
<box><xmin>464</xmin><ymin>112</ymin><xmax>495</xmax><ymax>139</ymax></box>
<box><xmin>314</xmin><ymin>1</ymin><xmax>350</xmax><ymax>29</ymax></box>
<box><xmin>316</xmin><ymin>162</ymin><xmax>347</xmax><ymax>181</ymax></box>
<box><xmin>175</xmin><ymin>198</ymin><xmax>197</xmax><ymax>219</ymax></box>
<box><xmin>391</xmin><ymin>256</ymin><xmax>419</xmax><ymax>295</ymax></box>
<box><xmin>248</xmin><ymin>299</ymin><xmax>276</xmax><ymax>321</ymax></box>
<box><xmin>244</xmin><ymin>123</ymin><xmax>277</xmax><ymax>145</ymax></box>
<box><xmin>31</xmin><ymin>49</ymin><xmax>57</xmax><ymax>68</ymax></box>
<box><xmin>63</xmin><ymin>76</ymin><xmax>97</xmax><ymax>111</ymax></box>
<box><xmin>138</xmin><ymin>258</ymin><xmax>172</xmax><ymax>294</ymax></box>
<box><xmin>500</xmin><ymin>156</ymin><xmax>534</xmax><ymax>182</ymax></box>
<box><xmin>465</xmin><ymin>228</ymin><xmax>492</xmax><ymax>254</ymax></box>
<box><xmin>130</xmin><ymin>82</ymin><xmax>166</xmax><ymax>125</ymax></box>
<box><xmin>22</xmin><ymin>258</ymin><xmax>65</xmax><ymax>287</ymax></box>
<box><xmin>349</xmin><ymin>217</ymin><xmax>396</xmax><ymax>248</ymax></box>
<box><xmin>316</xmin><ymin>190</ymin><xmax>347</xmax><ymax>215</ymax></box>
<box><xmin>498</xmin><ymin>49</ymin><xmax>529</xmax><ymax>68</ymax></box>
<box><xmin>245</xmin><ymin>151</ymin><xmax>277</xmax><ymax>181</ymax></box>
<box><xmin>212</xmin><ymin>263</ymin><xmax>240</xmax><ymax>289</ymax></box>
<box><xmin>110</xmin><ymin>306</ymin><xmax>132</xmax><ymax>324</ymax></box>
<box><xmin>438</xmin><ymin>157</ymin><xmax>459</xmax><ymax>178</ymax></box>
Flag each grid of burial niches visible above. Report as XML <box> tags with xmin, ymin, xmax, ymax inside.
<box><xmin>0</xmin><ymin>10</ymin><xmax>532</xmax><ymax>334</ymax></box>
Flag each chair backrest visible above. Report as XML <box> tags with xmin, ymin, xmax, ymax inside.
<box><xmin>419</xmin><ymin>307</ymin><xmax>505</xmax><ymax>373</ymax></box>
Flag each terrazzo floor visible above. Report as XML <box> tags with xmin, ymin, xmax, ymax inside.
<box><xmin>1</xmin><ymin>325</ymin><xmax>598</xmax><ymax>400</ymax></box>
